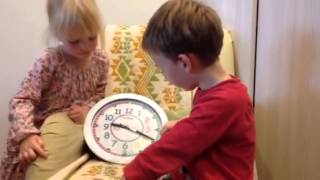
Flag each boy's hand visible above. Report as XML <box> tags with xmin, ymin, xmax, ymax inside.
<box><xmin>161</xmin><ymin>120</ymin><xmax>179</xmax><ymax>135</ymax></box>
<box><xmin>19</xmin><ymin>134</ymin><xmax>48</xmax><ymax>164</ymax></box>
<box><xmin>68</xmin><ymin>104</ymin><xmax>90</xmax><ymax>124</ymax></box>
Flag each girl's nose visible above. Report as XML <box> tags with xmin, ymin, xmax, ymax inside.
<box><xmin>80</xmin><ymin>41</ymin><xmax>94</xmax><ymax>51</ymax></box>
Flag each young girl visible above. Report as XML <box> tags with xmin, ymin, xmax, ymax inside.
<box><xmin>0</xmin><ymin>0</ymin><xmax>108</xmax><ymax>179</ymax></box>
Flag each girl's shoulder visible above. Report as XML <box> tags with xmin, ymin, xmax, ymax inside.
<box><xmin>91</xmin><ymin>49</ymin><xmax>109</xmax><ymax>69</ymax></box>
<box><xmin>31</xmin><ymin>48</ymin><xmax>61</xmax><ymax>71</ymax></box>
<box><xmin>36</xmin><ymin>47</ymin><xmax>62</xmax><ymax>65</ymax></box>
<box><xmin>92</xmin><ymin>49</ymin><xmax>109</xmax><ymax>64</ymax></box>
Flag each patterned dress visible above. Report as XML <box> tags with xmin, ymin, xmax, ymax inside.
<box><xmin>0</xmin><ymin>48</ymin><xmax>109</xmax><ymax>180</ymax></box>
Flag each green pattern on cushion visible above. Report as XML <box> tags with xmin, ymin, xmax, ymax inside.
<box><xmin>103</xmin><ymin>25</ymin><xmax>193</xmax><ymax>120</ymax></box>
<box><xmin>69</xmin><ymin>160</ymin><xmax>124</xmax><ymax>180</ymax></box>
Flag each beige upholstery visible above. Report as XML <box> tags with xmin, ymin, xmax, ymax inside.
<box><xmin>25</xmin><ymin>113</ymin><xmax>84</xmax><ymax>180</ymax></box>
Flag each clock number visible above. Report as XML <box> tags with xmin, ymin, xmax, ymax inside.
<box><xmin>155</xmin><ymin>128</ymin><xmax>161</xmax><ymax>132</ymax></box>
<box><xmin>144</xmin><ymin>117</ymin><xmax>150</xmax><ymax>124</ymax></box>
<box><xmin>104</xmin><ymin>124</ymin><xmax>109</xmax><ymax>130</ymax></box>
<box><xmin>112</xmin><ymin>140</ymin><xmax>117</xmax><ymax>147</ymax></box>
<box><xmin>115</xmin><ymin>109</ymin><xmax>121</xmax><ymax>115</ymax></box>
<box><xmin>138</xmin><ymin>110</ymin><xmax>142</xmax><ymax>116</ymax></box>
<box><xmin>106</xmin><ymin>115</ymin><xmax>114</xmax><ymax>121</ymax></box>
<box><xmin>122</xmin><ymin>143</ymin><xmax>128</xmax><ymax>150</ymax></box>
<box><xmin>104</xmin><ymin>132</ymin><xmax>110</xmax><ymax>139</ymax></box>
<box><xmin>126</xmin><ymin>108</ymin><xmax>133</xmax><ymax>114</ymax></box>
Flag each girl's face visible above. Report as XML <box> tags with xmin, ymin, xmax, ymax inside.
<box><xmin>60</xmin><ymin>29</ymin><xmax>98</xmax><ymax>60</ymax></box>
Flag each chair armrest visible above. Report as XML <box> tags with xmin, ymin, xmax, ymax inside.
<box><xmin>48</xmin><ymin>154</ymin><xmax>90</xmax><ymax>180</ymax></box>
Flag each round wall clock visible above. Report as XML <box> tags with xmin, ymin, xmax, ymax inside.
<box><xmin>84</xmin><ymin>93</ymin><xmax>168</xmax><ymax>164</ymax></box>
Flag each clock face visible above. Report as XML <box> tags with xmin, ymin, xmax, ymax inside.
<box><xmin>84</xmin><ymin>93</ymin><xmax>168</xmax><ymax>164</ymax></box>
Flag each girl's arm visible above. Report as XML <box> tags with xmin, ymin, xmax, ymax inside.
<box><xmin>8</xmin><ymin>51</ymin><xmax>55</xmax><ymax>144</ymax></box>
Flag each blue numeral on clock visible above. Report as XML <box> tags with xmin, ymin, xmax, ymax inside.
<box><xmin>106</xmin><ymin>115</ymin><xmax>113</xmax><ymax>121</ymax></box>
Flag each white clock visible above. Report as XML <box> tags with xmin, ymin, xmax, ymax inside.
<box><xmin>84</xmin><ymin>93</ymin><xmax>168</xmax><ymax>164</ymax></box>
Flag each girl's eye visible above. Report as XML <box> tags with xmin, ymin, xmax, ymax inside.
<box><xmin>88</xmin><ymin>36</ymin><xmax>97</xmax><ymax>41</ymax></box>
<box><xmin>68</xmin><ymin>40</ymin><xmax>80</xmax><ymax>45</ymax></box>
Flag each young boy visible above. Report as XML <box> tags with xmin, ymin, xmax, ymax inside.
<box><xmin>123</xmin><ymin>0</ymin><xmax>255</xmax><ymax>179</ymax></box>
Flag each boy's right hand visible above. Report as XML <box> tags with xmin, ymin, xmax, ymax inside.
<box><xmin>19</xmin><ymin>134</ymin><xmax>48</xmax><ymax>164</ymax></box>
<box><xmin>161</xmin><ymin>120</ymin><xmax>179</xmax><ymax>135</ymax></box>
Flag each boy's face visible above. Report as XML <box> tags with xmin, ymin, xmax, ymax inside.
<box><xmin>150</xmin><ymin>52</ymin><xmax>198</xmax><ymax>91</ymax></box>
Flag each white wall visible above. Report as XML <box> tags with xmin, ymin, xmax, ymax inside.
<box><xmin>0</xmin><ymin>0</ymin><xmax>167</xmax><ymax>155</ymax></box>
<box><xmin>205</xmin><ymin>0</ymin><xmax>257</xmax><ymax>97</ymax></box>
<box><xmin>0</xmin><ymin>1</ymin><xmax>48</xmax><ymax>153</ymax></box>
<box><xmin>97</xmin><ymin>0</ymin><xmax>167</xmax><ymax>25</ymax></box>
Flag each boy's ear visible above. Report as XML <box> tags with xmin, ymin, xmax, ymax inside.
<box><xmin>177</xmin><ymin>54</ymin><xmax>192</xmax><ymax>73</ymax></box>
<box><xmin>177</xmin><ymin>53</ymin><xmax>201</xmax><ymax>73</ymax></box>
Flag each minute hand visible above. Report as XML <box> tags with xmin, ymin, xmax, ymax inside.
<box><xmin>111</xmin><ymin>123</ymin><xmax>155</xmax><ymax>141</ymax></box>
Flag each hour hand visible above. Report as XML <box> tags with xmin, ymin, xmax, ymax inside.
<box><xmin>111</xmin><ymin>123</ymin><xmax>155</xmax><ymax>141</ymax></box>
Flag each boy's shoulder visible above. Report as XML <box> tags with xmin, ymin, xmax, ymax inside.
<box><xmin>195</xmin><ymin>78</ymin><xmax>252</xmax><ymax>110</ymax></box>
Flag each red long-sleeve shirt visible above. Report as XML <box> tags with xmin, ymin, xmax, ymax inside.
<box><xmin>124</xmin><ymin>77</ymin><xmax>256</xmax><ymax>180</ymax></box>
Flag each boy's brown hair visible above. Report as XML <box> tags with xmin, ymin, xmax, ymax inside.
<box><xmin>142</xmin><ymin>0</ymin><xmax>224</xmax><ymax>66</ymax></box>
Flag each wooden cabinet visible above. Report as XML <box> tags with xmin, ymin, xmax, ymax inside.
<box><xmin>211</xmin><ymin>0</ymin><xmax>320</xmax><ymax>179</ymax></box>
<box><xmin>255</xmin><ymin>0</ymin><xmax>320</xmax><ymax>179</ymax></box>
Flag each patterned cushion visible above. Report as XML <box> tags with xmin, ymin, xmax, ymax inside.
<box><xmin>101</xmin><ymin>25</ymin><xmax>235</xmax><ymax>121</ymax></box>
<box><xmin>68</xmin><ymin>159</ymin><xmax>124</xmax><ymax>180</ymax></box>
<box><xmin>102</xmin><ymin>25</ymin><xmax>193</xmax><ymax>121</ymax></box>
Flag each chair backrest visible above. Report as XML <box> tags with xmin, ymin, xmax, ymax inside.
<box><xmin>100</xmin><ymin>25</ymin><xmax>235</xmax><ymax>120</ymax></box>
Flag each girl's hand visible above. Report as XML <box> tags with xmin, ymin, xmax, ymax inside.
<box><xmin>160</xmin><ymin>120</ymin><xmax>179</xmax><ymax>135</ymax></box>
<box><xmin>68</xmin><ymin>104</ymin><xmax>90</xmax><ymax>124</ymax></box>
<box><xmin>19</xmin><ymin>134</ymin><xmax>48</xmax><ymax>164</ymax></box>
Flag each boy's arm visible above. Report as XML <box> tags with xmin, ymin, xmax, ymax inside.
<box><xmin>124</xmin><ymin>97</ymin><xmax>239</xmax><ymax>179</ymax></box>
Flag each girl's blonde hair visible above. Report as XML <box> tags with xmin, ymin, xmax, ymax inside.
<box><xmin>47</xmin><ymin>0</ymin><xmax>102</xmax><ymax>40</ymax></box>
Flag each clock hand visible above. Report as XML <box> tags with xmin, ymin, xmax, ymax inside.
<box><xmin>134</xmin><ymin>129</ymin><xmax>155</xmax><ymax>141</ymax></box>
<box><xmin>111</xmin><ymin>123</ymin><xmax>155</xmax><ymax>141</ymax></box>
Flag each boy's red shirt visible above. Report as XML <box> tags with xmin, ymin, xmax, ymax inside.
<box><xmin>124</xmin><ymin>77</ymin><xmax>256</xmax><ymax>180</ymax></box>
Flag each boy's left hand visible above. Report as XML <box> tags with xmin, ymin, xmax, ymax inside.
<box><xmin>67</xmin><ymin>104</ymin><xmax>90</xmax><ymax>124</ymax></box>
<box><xmin>161</xmin><ymin>120</ymin><xmax>179</xmax><ymax>135</ymax></box>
